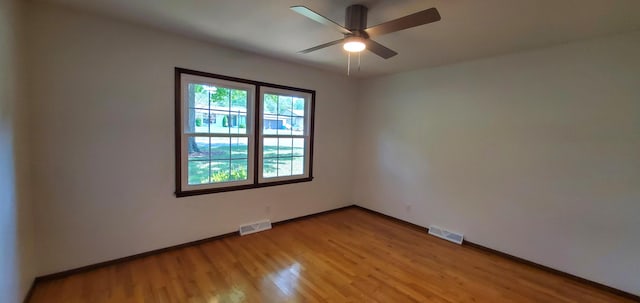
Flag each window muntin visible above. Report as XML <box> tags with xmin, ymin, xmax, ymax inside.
<box><xmin>176</xmin><ymin>68</ymin><xmax>314</xmax><ymax>196</ymax></box>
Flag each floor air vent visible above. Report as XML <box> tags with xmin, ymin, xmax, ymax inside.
<box><xmin>239</xmin><ymin>219</ymin><xmax>272</xmax><ymax>236</ymax></box>
<box><xmin>428</xmin><ymin>225</ymin><xmax>464</xmax><ymax>245</ymax></box>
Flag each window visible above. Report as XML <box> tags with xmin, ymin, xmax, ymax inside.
<box><xmin>259</xmin><ymin>88</ymin><xmax>312</xmax><ymax>182</ymax></box>
<box><xmin>175</xmin><ymin>68</ymin><xmax>314</xmax><ymax>196</ymax></box>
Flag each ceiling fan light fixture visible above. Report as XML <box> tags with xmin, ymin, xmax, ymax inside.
<box><xmin>343</xmin><ymin>37</ymin><xmax>366</xmax><ymax>52</ymax></box>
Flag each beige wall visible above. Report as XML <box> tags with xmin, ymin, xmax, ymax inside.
<box><xmin>26</xmin><ymin>3</ymin><xmax>357</xmax><ymax>275</ymax></box>
<box><xmin>354</xmin><ymin>31</ymin><xmax>640</xmax><ymax>295</ymax></box>
<box><xmin>0</xmin><ymin>0</ymin><xmax>37</xmax><ymax>301</ymax></box>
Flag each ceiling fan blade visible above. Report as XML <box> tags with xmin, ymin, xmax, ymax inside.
<box><xmin>299</xmin><ymin>39</ymin><xmax>345</xmax><ymax>54</ymax></box>
<box><xmin>365</xmin><ymin>7</ymin><xmax>441</xmax><ymax>37</ymax></box>
<box><xmin>291</xmin><ymin>6</ymin><xmax>352</xmax><ymax>35</ymax></box>
<box><xmin>365</xmin><ymin>39</ymin><xmax>398</xmax><ymax>59</ymax></box>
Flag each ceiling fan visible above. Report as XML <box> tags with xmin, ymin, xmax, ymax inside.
<box><xmin>291</xmin><ymin>4</ymin><xmax>441</xmax><ymax>59</ymax></box>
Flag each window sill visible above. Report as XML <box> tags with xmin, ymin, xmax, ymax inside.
<box><xmin>175</xmin><ymin>177</ymin><xmax>314</xmax><ymax>197</ymax></box>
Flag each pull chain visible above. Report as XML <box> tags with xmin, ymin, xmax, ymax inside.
<box><xmin>347</xmin><ymin>52</ymin><xmax>351</xmax><ymax>76</ymax></box>
<box><xmin>358</xmin><ymin>52</ymin><xmax>361</xmax><ymax>72</ymax></box>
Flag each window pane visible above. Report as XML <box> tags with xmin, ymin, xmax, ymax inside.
<box><xmin>292</xmin><ymin>98</ymin><xmax>305</xmax><ymax>116</ymax></box>
<box><xmin>188</xmin><ymin>161</ymin><xmax>210</xmax><ymax>185</ymax></box>
<box><xmin>263</xmin><ymin>158</ymin><xmax>278</xmax><ymax>178</ymax></box>
<box><xmin>277</xmin><ymin>157</ymin><xmax>293</xmax><ymax>177</ymax></box>
<box><xmin>188</xmin><ymin>137</ymin><xmax>210</xmax><ymax>161</ymax></box>
<box><xmin>230</xmin><ymin>159</ymin><xmax>248</xmax><ymax>181</ymax></box>
<box><xmin>211</xmin><ymin>137</ymin><xmax>231</xmax><ymax>160</ymax></box>
<box><xmin>263</xmin><ymin>115</ymin><xmax>283</xmax><ymax>135</ymax></box>
<box><xmin>189</xmin><ymin>83</ymin><xmax>212</xmax><ymax>108</ymax></box>
<box><xmin>292</xmin><ymin>138</ymin><xmax>305</xmax><ymax>156</ymax></box>
<box><xmin>292</xmin><ymin>156</ymin><xmax>304</xmax><ymax>175</ymax></box>
<box><xmin>264</xmin><ymin>94</ymin><xmax>278</xmax><ymax>114</ymax></box>
<box><xmin>229</xmin><ymin>110</ymin><xmax>247</xmax><ymax>135</ymax></box>
<box><xmin>231</xmin><ymin>137</ymin><xmax>248</xmax><ymax>159</ymax></box>
<box><xmin>263</xmin><ymin>138</ymin><xmax>278</xmax><ymax>158</ymax></box>
<box><xmin>278</xmin><ymin>138</ymin><xmax>293</xmax><ymax>157</ymax></box>
<box><xmin>278</xmin><ymin>96</ymin><xmax>293</xmax><ymax>115</ymax></box>
<box><xmin>211</xmin><ymin>160</ymin><xmax>231</xmax><ymax>183</ymax></box>
<box><xmin>209</xmin><ymin>87</ymin><xmax>230</xmax><ymax>108</ymax></box>
<box><xmin>291</xmin><ymin>102</ymin><xmax>305</xmax><ymax>136</ymax></box>
<box><xmin>186</xmin><ymin>108</ymin><xmax>210</xmax><ymax>133</ymax></box>
<box><xmin>231</xmin><ymin>90</ymin><xmax>247</xmax><ymax>110</ymax></box>
<box><xmin>277</xmin><ymin>115</ymin><xmax>292</xmax><ymax>136</ymax></box>
<box><xmin>292</xmin><ymin>122</ymin><xmax>304</xmax><ymax>136</ymax></box>
<box><xmin>209</xmin><ymin>110</ymin><xmax>229</xmax><ymax>134</ymax></box>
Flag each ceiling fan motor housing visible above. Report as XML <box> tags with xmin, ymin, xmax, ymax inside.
<box><xmin>345</xmin><ymin>4</ymin><xmax>368</xmax><ymax>38</ymax></box>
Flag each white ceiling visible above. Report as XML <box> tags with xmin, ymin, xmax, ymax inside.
<box><xmin>39</xmin><ymin>0</ymin><xmax>640</xmax><ymax>77</ymax></box>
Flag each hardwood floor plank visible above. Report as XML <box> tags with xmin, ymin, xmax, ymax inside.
<box><xmin>28</xmin><ymin>208</ymin><xmax>636</xmax><ymax>303</ymax></box>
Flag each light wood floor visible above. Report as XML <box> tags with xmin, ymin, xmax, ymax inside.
<box><xmin>29</xmin><ymin>207</ymin><xmax>634</xmax><ymax>303</ymax></box>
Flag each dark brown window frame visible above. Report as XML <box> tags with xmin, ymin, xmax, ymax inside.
<box><xmin>175</xmin><ymin>68</ymin><xmax>315</xmax><ymax>197</ymax></box>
